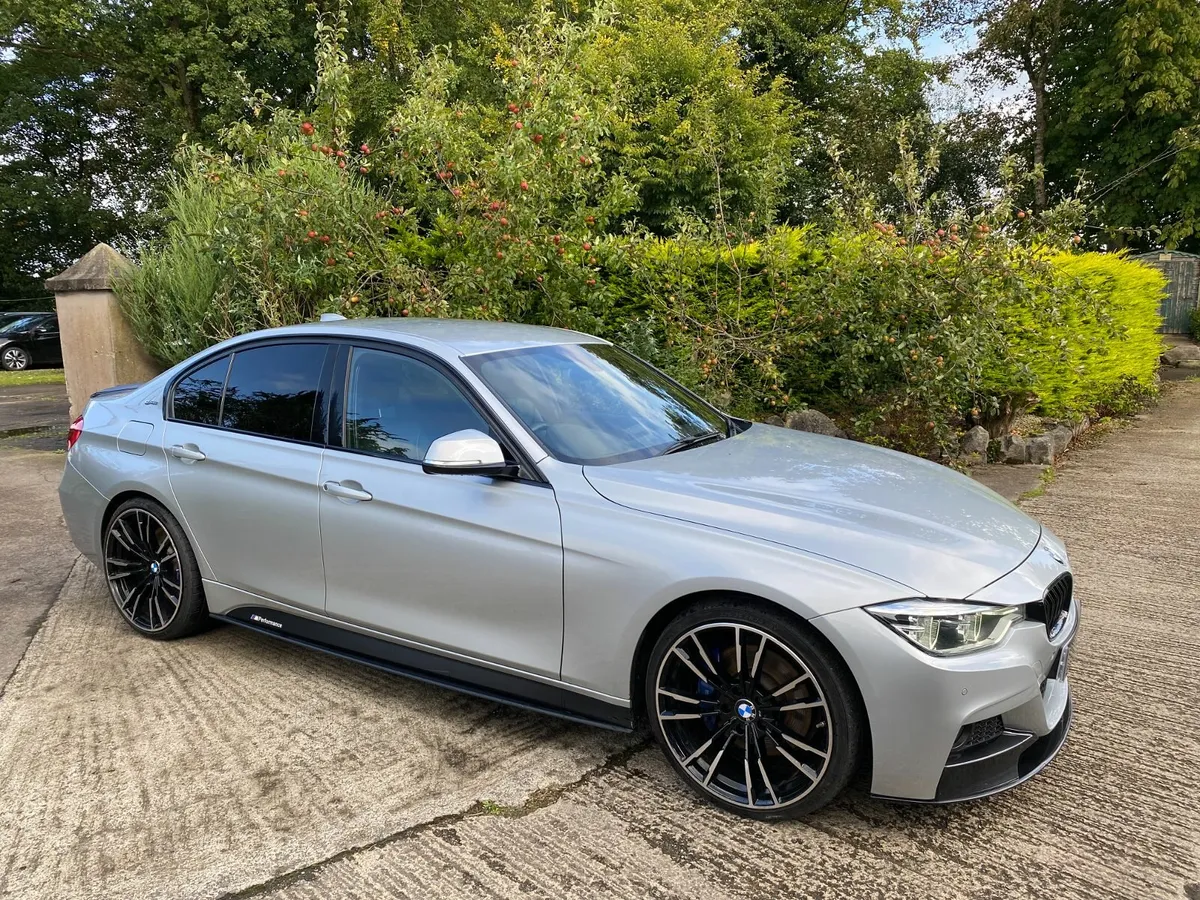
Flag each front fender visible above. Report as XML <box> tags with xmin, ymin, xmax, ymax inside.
<box><xmin>558</xmin><ymin>482</ymin><xmax>914</xmax><ymax>702</ymax></box>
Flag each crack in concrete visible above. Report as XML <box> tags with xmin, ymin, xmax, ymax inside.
<box><xmin>213</xmin><ymin>740</ymin><xmax>650</xmax><ymax>900</ymax></box>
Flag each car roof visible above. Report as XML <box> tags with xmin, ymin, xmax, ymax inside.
<box><xmin>252</xmin><ymin>317</ymin><xmax>608</xmax><ymax>356</ymax></box>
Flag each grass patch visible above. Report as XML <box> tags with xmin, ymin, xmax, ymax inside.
<box><xmin>0</xmin><ymin>368</ymin><xmax>65</xmax><ymax>386</ymax></box>
<box><xmin>1020</xmin><ymin>466</ymin><xmax>1057</xmax><ymax>501</ymax></box>
<box><xmin>477</xmin><ymin>798</ymin><xmax>522</xmax><ymax>817</ymax></box>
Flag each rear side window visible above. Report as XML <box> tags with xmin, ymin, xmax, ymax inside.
<box><xmin>221</xmin><ymin>344</ymin><xmax>328</xmax><ymax>441</ymax></box>
<box><xmin>172</xmin><ymin>354</ymin><xmax>231</xmax><ymax>426</ymax></box>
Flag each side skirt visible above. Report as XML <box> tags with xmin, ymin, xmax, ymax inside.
<box><xmin>213</xmin><ymin>606</ymin><xmax>634</xmax><ymax>732</ymax></box>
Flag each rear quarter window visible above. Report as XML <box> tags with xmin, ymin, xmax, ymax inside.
<box><xmin>172</xmin><ymin>355</ymin><xmax>231</xmax><ymax>426</ymax></box>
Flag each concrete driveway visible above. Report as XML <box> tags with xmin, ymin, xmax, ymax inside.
<box><xmin>1</xmin><ymin>383</ymin><xmax>1198</xmax><ymax>900</ymax></box>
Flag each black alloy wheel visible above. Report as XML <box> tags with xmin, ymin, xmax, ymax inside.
<box><xmin>646</xmin><ymin>600</ymin><xmax>863</xmax><ymax>819</ymax></box>
<box><xmin>103</xmin><ymin>497</ymin><xmax>209</xmax><ymax>639</ymax></box>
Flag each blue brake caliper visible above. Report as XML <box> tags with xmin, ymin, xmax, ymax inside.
<box><xmin>697</xmin><ymin>675</ymin><xmax>718</xmax><ymax>730</ymax></box>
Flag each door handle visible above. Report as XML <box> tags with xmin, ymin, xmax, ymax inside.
<box><xmin>169</xmin><ymin>444</ymin><xmax>206</xmax><ymax>462</ymax></box>
<box><xmin>322</xmin><ymin>480</ymin><xmax>373</xmax><ymax>502</ymax></box>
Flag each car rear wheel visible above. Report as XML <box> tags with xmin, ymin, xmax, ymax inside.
<box><xmin>1</xmin><ymin>346</ymin><xmax>30</xmax><ymax>371</ymax></box>
<box><xmin>103</xmin><ymin>497</ymin><xmax>209</xmax><ymax>640</ymax></box>
<box><xmin>645</xmin><ymin>599</ymin><xmax>863</xmax><ymax>819</ymax></box>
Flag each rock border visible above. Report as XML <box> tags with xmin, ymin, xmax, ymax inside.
<box><xmin>770</xmin><ymin>405</ymin><xmax>1089</xmax><ymax>470</ymax></box>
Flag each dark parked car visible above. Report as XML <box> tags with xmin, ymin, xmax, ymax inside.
<box><xmin>0</xmin><ymin>312</ymin><xmax>62</xmax><ymax>371</ymax></box>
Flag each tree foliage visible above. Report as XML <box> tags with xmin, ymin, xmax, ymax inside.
<box><xmin>952</xmin><ymin>0</ymin><xmax>1200</xmax><ymax>248</ymax></box>
<box><xmin>1047</xmin><ymin>0</ymin><xmax>1200</xmax><ymax>248</ymax></box>
<box><xmin>119</xmin><ymin>9</ymin><xmax>1163</xmax><ymax>456</ymax></box>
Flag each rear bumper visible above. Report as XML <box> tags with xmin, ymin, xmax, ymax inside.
<box><xmin>58</xmin><ymin>457</ymin><xmax>105</xmax><ymax>565</ymax></box>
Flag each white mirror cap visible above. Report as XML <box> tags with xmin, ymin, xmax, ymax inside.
<box><xmin>319</xmin><ymin>313</ymin><xmax>347</xmax><ymax>322</ymax></box>
<box><xmin>424</xmin><ymin>429</ymin><xmax>505</xmax><ymax>467</ymax></box>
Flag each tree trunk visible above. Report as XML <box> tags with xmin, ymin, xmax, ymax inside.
<box><xmin>1032</xmin><ymin>74</ymin><xmax>1047</xmax><ymax>212</ymax></box>
<box><xmin>177</xmin><ymin>60</ymin><xmax>200</xmax><ymax>134</ymax></box>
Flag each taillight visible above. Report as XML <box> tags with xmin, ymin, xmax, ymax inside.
<box><xmin>67</xmin><ymin>415</ymin><xmax>84</xmax><ymax>451</ymax></box>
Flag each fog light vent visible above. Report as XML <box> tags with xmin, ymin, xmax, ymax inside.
<box><xmin>951</xmin><ymin>716</ymin><xmax>1005</xmax><ymax>754</ymax></box>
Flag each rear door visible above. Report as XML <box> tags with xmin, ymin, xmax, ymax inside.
<box><xmin>163</xmin><ymin>341</ymin><xmax>333</xmax><ymax>612</ymax></box>
<box><xmin>32</xmin><ymin>314</ymin><xmax>61</xmax><ymax>364</ymax></box>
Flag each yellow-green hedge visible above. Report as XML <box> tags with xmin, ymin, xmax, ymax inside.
<box><xmin>985</xmin><ymin>251</ymin><xmax>1165</xmax><ymax>420</ymax></box>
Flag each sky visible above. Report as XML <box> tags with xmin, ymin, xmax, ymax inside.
<box><xmin>916</xmin><ymin>24</ymin><xmax>1030</xmax><ymax>120</ymax></box>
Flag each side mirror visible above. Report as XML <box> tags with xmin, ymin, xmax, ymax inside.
<box><xmin>422</xmin><ymin>429</ymin><xmax>518</xmax><ymax>478</ymax></box>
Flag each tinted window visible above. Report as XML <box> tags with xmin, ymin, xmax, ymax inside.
<box><xmin>466</xmin><ymin>343</ymin><xmax>728</xmax><ymax>465</ymax></box>
<box><xmin>0</xmin><ymin>315</ymin><xmax>43</xmax><ymax>334</ymax></box>
<box><xmin>172</xmin><ymin>355</ymin><xmax>231</xmax><ymax>426</ymax></box>
<box><xmin>221</xmin><ymin>344</ymin><xmax>328</xmax><ymax>441</ymax></box>
<box><xmin>344</xmin><ymin>348</ymin><xmax>489</xmax><ymax>461</ymax></box>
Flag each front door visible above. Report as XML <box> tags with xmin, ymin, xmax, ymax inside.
<box><xmin>164</xmin><ymin>341</ymin><xmax>332</xmax><ymax>612</ymax></box>
<box><xmin>319</xmin><ymin>345</ymin><xmax>564</xmax><ymax>678</ymax></box>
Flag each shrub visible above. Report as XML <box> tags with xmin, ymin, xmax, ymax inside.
<box><xmin>1044</xmin><ymin>253</ymin><xmax>1164</xmax><ymax>417</ymax></box>
<box><xmin>616</xmin><ymin>225</ymin><xmax>1006</xmax><ymax>455</ymax></box>
<box><xmin>979</xmin><ymin>251</ymin><xmax>1164</xmax><ymax>423</ymax></box>
<box><xmin>118</xmin><ymin>139</ymin><xmax>433</xmax><ymax>366</ymax></box>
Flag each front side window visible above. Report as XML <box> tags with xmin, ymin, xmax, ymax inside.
<box><xmin>172</xmin><ymin>354</ymin><xmax>231</xmax><ymax>426</ymax></box>
<box><xmin>465</xmin><ymin>343</ymin><xmax>729</xmax><ymax>466</ymax></box>
<box><xmin>344</xmin><ymin>347</ymin><xmax>489</xmax><ymax>461</ymax></box>
<box><xmin>220</xmin><ymin>343</ymin><xmax>328</xmax><ymax>441</ymax></box>
<box><xmin>0</xmin><ymin>315</ymin><xmax>42</xmax><ymax>334</ymax></box>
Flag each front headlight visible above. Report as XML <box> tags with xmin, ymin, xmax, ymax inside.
<box><xmin>866</xmin><ymin>600</ymin><xmax>1023</xmax><ymax>656</ymax></box>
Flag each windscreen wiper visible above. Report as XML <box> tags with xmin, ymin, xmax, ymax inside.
<box><xmin>661</xmin><ymin>430</ymin><xmax>725</xmax><ymax>455</ymax></box>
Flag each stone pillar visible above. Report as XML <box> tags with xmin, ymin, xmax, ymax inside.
<box><xmin>45</xmin><ymin>244</ymin><xmax>162</xmax><ymax>418</ymax></box>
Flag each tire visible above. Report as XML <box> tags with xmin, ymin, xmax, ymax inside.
<box><xmin>1</xmin><ymin>345</ymin><xmax>30</xmax><ymax>371</ymax></box>
<box><xmin>645</xmin><ymin>598</ymin><xmax>864</xmax><ymax>820</ymax></box>
<box><xmin>102</xmin><ymin>496</ymin><xmax>210</xmax><ymax>640</ymax></box>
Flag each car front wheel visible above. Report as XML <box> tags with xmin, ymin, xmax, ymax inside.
<box><xmin>1</xmin><ymin>346</ymin><xmax>30</xmax><ymax>371</ymax></box>
<box><xmin>645</xmin><ymin>599</ymin><xmax>864</xmax><ymax>819</ymax></box>
<box><xmin>103</xmin><ymin>497</ymin><xmax>209</xmax><ymax>640</ymax></box>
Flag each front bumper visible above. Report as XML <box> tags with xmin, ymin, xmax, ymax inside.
<box><xmin>812</xmin><ymin>542</ymin><xmax>1077</xmax><ymax>802</ymax></box>
<box><xmin>929</xmin><ymin>695</ymin><xmax>1072</xmax><ymax>803</ymax></box>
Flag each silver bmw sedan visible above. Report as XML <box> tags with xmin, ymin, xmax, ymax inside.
<box><xmin>58</xmin><ymin>317</ymin><xmax>1076</xmax><ymax>818</ymax></box>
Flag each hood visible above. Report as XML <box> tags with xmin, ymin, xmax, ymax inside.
<box><xmin>582</xmin><ymin>424</ymin><xmax>1041</xmax><ymax>599</ymax></box>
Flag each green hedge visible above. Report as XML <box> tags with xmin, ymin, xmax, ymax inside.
<box><xmin>607</xmin><ymin>230</ymin><xmax>1164</xmax><ymax>453</ymax></box>
<box><xmin>120</xmin><ymin>158</ymin><xmax>1164</xmax><ymax>456</ymax></box>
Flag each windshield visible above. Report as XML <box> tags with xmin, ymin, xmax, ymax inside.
<box><xmin>466</xmin><ymin>342</ymin><xmax>729</xmax><ymax>465</ymax></box>
<box><xmin>0</xmin><ymin>315</ymin><xmax>42</xmax><ymax>334</ymax></box>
